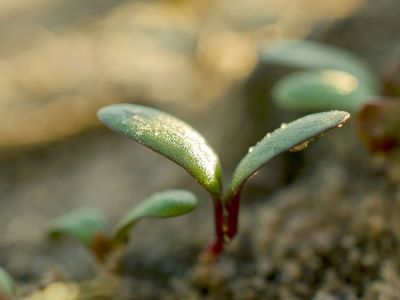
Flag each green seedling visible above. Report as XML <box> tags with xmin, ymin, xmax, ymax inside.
<box><xmin>49</xmin><ymin>208</ymin><xmax>108</xmax><ymax>248</ymax></box>
<box><xmin>262</xmin><ymin>39</ymin><xmax>400</xmax><ymax>153</ymax></box>
<box><xmin>0</xmin><ymin>266</ymin><xmax>16</xmax><ymax>300</ymax></box>
<box><xmin>48</xmin><ymin>190</ymin><xmax>197</xmax><ymax>265</ymax></box>
<box><xmin>98</xmin><ymin>103</ymin><xmax>349</xmax><ymax>259</ymax></box>
<box><xmin>259</xmin><ymin>39</ymin><xmax>379</xmax><ymax>112</ymax></box>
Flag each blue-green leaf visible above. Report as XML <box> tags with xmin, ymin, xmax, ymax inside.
<box><xmin>226</xmin><ymin>111</ymin><xmax>350</xmax><ymax>199</ymax></box>
<box><xmin>259</xmin><ymin>39</ymin><xmax>379</xmax><ymax>92</ymax></box>
<box><xmin>273</xmin><ymin>70</ymin><xmax>375</xmax><ymax>112</ymax></box>
<box><xmin>0</xmin><ymin>267</ymin><xmax>16</xmax><ymax>299</ymax></box>
<box><xmin>48</xmin><ymin>208</ymin><xmax>108</xmax><ymax>247</ymax></box>
<box><xmin>114</xmin><ymin>190</ymin><xmax>197</xmax><ymax>241</ymax></box>
<box><xmin>98</xmin><ymin>104</ymin><xmax>222</xmax><ymax>198</ymax></box>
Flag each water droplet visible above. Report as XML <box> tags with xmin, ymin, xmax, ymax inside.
<box><xmin>248</xmin><ymin>146</ymin><xmax>255</xmax><ymax>153</ymax></box>
<box><xmin>289</xmin><ymin>140</ymin><xmax>310</xmax><ymax>152</ymax></box>
<box><xmin>280</xmin><ymin>123</ymin><xmax>288</xmax><ymax>129</ymax></box>
<box><xmin>249</xmin><ymin>170</ymin><xmax>259</xmax><ymax>180</ymax></box>
<box><xmin>338</xmin><ymin>124</ymin><xmax>343</xmax><ymax>128</ymax></box>
<box><xmin>266</xmin><ymin>133</ymin><xmax>271</xmax><ymax>138</ymax></box>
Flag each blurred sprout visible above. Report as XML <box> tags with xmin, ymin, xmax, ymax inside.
<box><xmin>48</xmin><ymin>208</ymin><xmax>108</xmax><ymax>248</ymax></box>
<box><xmin>272</xmin><ymin>69</ymin><xmax>373</xmax><ymax>112</ymax></box>
<box><xmin>48</xmin><ymin>190</ymin><xmax>198</xmax><ymax>264</ymax></box>
<box><xmin>261</xmin><ymin>40</ymin><xmax>379</xmax><ymax>112</ymax></box>
<box><xmin>0</xmin><ymin>266</ymin><xmax>16</xmax><ymax>300</ymax></box>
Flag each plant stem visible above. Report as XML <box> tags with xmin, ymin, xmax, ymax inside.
<box><xmin>202</xmin><ymin>191</ymin><xmax>242</xmax><ymax>261</ymax></box>
<box><xmin>226</xmin><ymin>190</ymin><xmax>241</xmax><ymax>239</ymax></box>
<box><xmin>206</xmin><ymin>200</ymin><xmax>225</xmax><ymax>258</ymax></box>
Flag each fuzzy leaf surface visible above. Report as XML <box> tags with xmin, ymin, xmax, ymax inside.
<box><xmin>0</xmin><ymin>266</ymin><xmax>16</xmax><ymax>299</ymax></box>
<box><xmin>98</xmin><ymin>104</ymin><xmax>222</xmax><ymax>197</ymax></box>
<box><xmin>114</xmin><ymin>190</ymin><xmax>197</xmax><ymax>241</ymax></box>
<box><xmin>226</xmin><ymin>111</ymin><xmax>350</xmax><ymax>199</ymax></box>
<box><xmin>48</xmin><ymin>208</ymin><xmax>108</xmax><ymax>247</ymax></box>
<box><xmin>273</xmin><ymin>70</ymin><xmax>374</xmax><ymax>112</ymax></box>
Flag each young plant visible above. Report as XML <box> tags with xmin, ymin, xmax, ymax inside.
<box><xmin>260</xmin><ymin>39</ymin><xmax>379</xmax><ymax>112</ymax></box>
<box><xmin>98</xmin><ymin>104</ymin><xmax>350</xmax><ymax>259</ymax></box>
<box><xmin>261</xmin><ymin>39</ymin><xmax>400</xmax><ymax>153</ymax></box>
<box><xmin>48</xmin><ymin>189</ymin><xmax>197</xmax><ymax>266</ymax></box>
<box><xmin>0</xmin><ymin>266</ymin><xmax>16</xmax><ymax>300</ymax></box>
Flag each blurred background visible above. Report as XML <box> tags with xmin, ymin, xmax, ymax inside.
<box><xmin>1</xmin><ymin>0</ymin><xmax>400</xmax><ymax>296</ymax></box>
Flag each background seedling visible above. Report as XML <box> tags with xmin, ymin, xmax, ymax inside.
<box><xmin>49</xmin><ymin>190</ymin><xmax>197</xmax><ymax>266</ymax></box>
<box><xmin>262</xmin><ymin>39</ymin><xmax>400</xmax><ymax>154</ymax></box>
<box><xmin>259</xmin><ymin>39</ymin><xmax>379</xmax><ymax>112</ymax></box>
<box><xmin>0</xmin><ymin>266</ymin><xmax>16</xmax><ymax>300</ymax></box>
<box><xmin>46</xmin><ymin>190</ymin><xmax>197</xmax><ymax>299</ymax></box>
<box><xmin>49</xmin><ymin>208</ymin><xmax>108</xmax><ymax>249</ymax></box>
<box><xmin>98</xmin><ymin>104</ymin><xmax>350</xmax><ymax>259</ymax></box>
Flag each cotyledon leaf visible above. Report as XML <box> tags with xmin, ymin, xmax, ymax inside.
<box><xmin>0</xmin><ymin>266</ymin><xmax>16</xmax><ymax>299</ymax></box>
<box><xmin>48</xmin><ymin>208</ymin><xmax>108</xmax><ymax>247</ymax></box>
<box><xmin>114</xmin><ymin>189</ymin><xmax>197</xmax><ymax>242</ymax></box>
<box><xmin>225</xmin><ymin>111</ymin><xmax>350</xmax><ymax>200</ymax></box>
<box><xmin>259</xmin><ymin>39</ymin><xmax>379</xmax><ymax>92</ymax></box>
<box><xmin>273</xmin><ymin>69</ymin><xmax>375</xmax><ymax>112</ymax></box>
<box><xmin>97</xmin><ymin>104</ymin><xmax>222</xmax><ymax>198</ymax></box>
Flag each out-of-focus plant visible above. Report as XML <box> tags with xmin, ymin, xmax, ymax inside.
<box><xmin>263</xmin><ymin>39</ymin><xmax>400</xmax><ymax>154</ymax></box>
<box><xmin>45</xmin><ymin>190</ymin><xmax>197</xmax><ymax>299</ymax></box>
<box><xmin>0</xmin><ymin>266</ymin><xmax>16</xmax><ymax>300</ymax></box>
<box><xmin>49</xmin><ymin>190</ymin><xmax>197</xmax><ymax>266</ymax></box>
<box><xmin>98</xmin><ymin>103</ymin><xmax>349</xmax><ymax>260</ymax></box>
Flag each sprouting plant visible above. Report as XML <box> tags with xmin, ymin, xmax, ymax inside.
<box><xmin>261</xmin><ymin>39</ymin><xmax>400</xmax><ymax>153</ymax></box>
<box><xmin>98</xmin><ymin>103</ymin><xmax>350</xmax><ymax>259</ymax></box>
<box><xmin>260</xmin><ymin>39</ymin><xmax>379</xmax><ymax>112</ymax></box>
<box><xmin>0</xmin><ymin>266</ymin><xmax>16</xmax><ymax>300</ymax></box>
<box><xmin>48</xmin><ymin>190</ymin><xmax>197</xmax><ymax>268</ymax></box>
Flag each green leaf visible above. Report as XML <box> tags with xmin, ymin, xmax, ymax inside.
<box><xmin>0</xmin><ymin>266</ymin><xmax>16</xmax><ymax>299</ymax></box>
<box><xmin>98</xmin><ymin>104</ymin><xmax>222</xmax><ymax>198</ymax></box>
<box><xmin>114</xmin><ymin>189</ymin><xmax>197</xmax><ymax>241</ymax></box>
<box><xmin>226</xmin><ymin>111</ymin><xmax>350</xmax><ymax>199</ymax></box>
<box><xmin>259</xmin><ymin>39</ymin><xmax>379</xmax><ymax>91</ymax></box>
<box><xmin>48</xmin><ymin>208</ymin><xmax>108</xmax><ymax>247</ymax></box>
<box><xmin>273</xmin><ymin>70</ymin><xmax>375</xmax><ymax>112</ymax></box>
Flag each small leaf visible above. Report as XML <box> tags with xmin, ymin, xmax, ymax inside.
<box><xmin>273</xmin><ymin>70</ymin><xmax>375</xmax><ymax>112</ymax></box>
<box><xmin>114</xmin><ymin>190</ymin><xmax>197</xmax><ymax>241</ymax></box>
<box><xmin>48</xmin><ymin>208</ymin><xmax>108</xmax><ymax>247</ymax></box>
<box><xmin>259</xmin><ymin>39</ymin><xmax>379</xmax><ymax>91</ymax></box>
<box><xmin>357</xmin><ymin>99</ymin><xmax>400</xmax><ymax>152</ymax></box>
<box><xmin>226</xmin><ymin>111</ymin><xmax>350</xmax><ymax>199</ymax></box>
<box><xmin>98</xmin><ymin>104</ymin><xmax>222</xmax><ymax>198</ymax></box>
<box><xmin>0</xmin><ymin>266</ymin><xmax>16</xmax><ymax>299</ymax></box>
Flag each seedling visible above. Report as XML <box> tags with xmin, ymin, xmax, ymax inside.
<box><xmin>49</xmin><ymin>190</ymin><xmax>197</xmax><ymax>266</ymax></box>
<box><xmin>0</xmin><ymin>266</ymin><xmax>16</xmax><ymax>300</ymax></box>
<box><xmin>262</xmin><ymin>39</ymin><xmax>400</xmax><ymax>153</ymax></box>
<box><xmin>98</xmin><ymin>104</ymin><xmax>349</xmax><ymax>259</ymax></box>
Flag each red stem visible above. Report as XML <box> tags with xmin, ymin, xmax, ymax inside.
<box><xmin>226</xmin><ymin>190</ymin><xmax>241</xmax><ymax>239</ymax></box>
<box><xmin>203</xmin><ymin>191</ymin><xmax>242</xmax><ymax>261</ymax></box>
<box><xmin>206</xmin><ymin>200</ymin><xmax>225</xmax><ymax>258</ymax></box>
